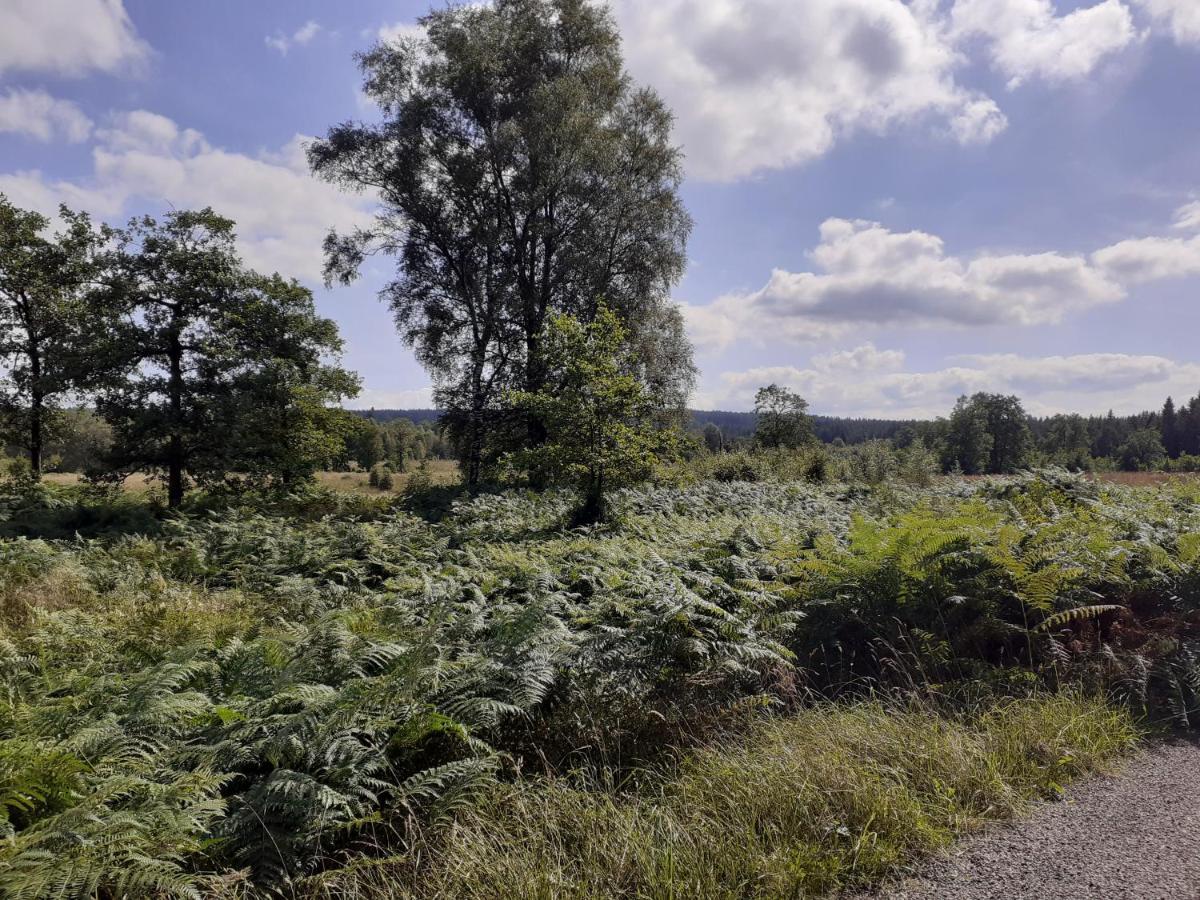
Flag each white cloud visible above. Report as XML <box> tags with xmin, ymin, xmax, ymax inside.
<box><xmin>1134</xmin><ymin>0</ymin><xmax>1200</xmax><ymax>45</ymax></box>
<box><xmin>0</xmin><ymin>110</ymin><xmax>374</xmax><ymax>283</ymax></box>
<box><xmin>0</xmin><ymin>0</ymin><xmax>149</xmax><ymax>77</ymax></box>
<box><xmin>951</xmin><ymin>0</ymin><xmax>1139</xmax><ymax>88</ymax></box>
<box><xmin>0</xmin><ymin>89</ymin><xmax>92</xmax><ymax>142</ymax></box>
<box><xmin>811</xmin><ymin>342</ymin><xmax>906</xmax><ymax>373</ymax></box>
<box><xmin>698</xmin><ymin>349</ymin><xmax>1200</xmax><ymax>417</ymax></box>
<box><xmin>1093</xmin><ymin>234</ymin><xmax>1200</xmax><ymax>282</ymax></box>
<box><xmin>266</xmin><ymin>20</ymin><xmax>322</xmax><ymax>55</ymax></box>
<box><xmin>347</xmin><ymin>387</ymin><xmax>434</xmax><ymax>410</ymax></box>
<box><xmin>1173</xmin><ymin>200</ymin><xmax>1200</xmax><ymax>231</ymax></box>
<box><xmin>611</xmin><ymin>0</ymin><xmax>1008</xmax><ymax>181</ymax></box>
<box><xmin>377</xmin><ymin>22</ymin><xmax>426</xmax><ymax>45</ymax></box>
<box><xmin>683</xmin><ymin>218</ymin><xmax>1123</xmax><ymax>350</ymax></box>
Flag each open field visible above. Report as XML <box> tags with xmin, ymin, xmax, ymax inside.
<box><xmin>0</xmin><ymin>470</ymin><xmax>1197</xmax><ymax>897</ymax></box>
<box><xmin>40</xmin><ymin>459</ymin><xmax>461</xmax><ymax>496</ymax></box>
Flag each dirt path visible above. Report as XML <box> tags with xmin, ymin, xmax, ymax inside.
<box><xmin>865</xmin><ymin>739</ymin><xmax>1200</xmax><ymax>900</ymax></box>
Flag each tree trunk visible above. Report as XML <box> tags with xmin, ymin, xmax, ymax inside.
<box><xmin>166</xmin><ymin>325</ymin><xmax>185</xmax><ymax>508</ymax></box>
<box><xmin>28</xmin><ymin>342</ymin><xmax>43</xmax><ymax>479</ymax></box>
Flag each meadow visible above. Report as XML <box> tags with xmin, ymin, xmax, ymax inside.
<box><xmin>0</xmin><ymin>467</ymin><xmax>1196</xmax><ymax>897</ymax></box>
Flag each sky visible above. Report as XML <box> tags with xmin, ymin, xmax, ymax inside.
<box><xmin>2</xmin><ymin>0</ymin><xmax>1200</xmax><ymax>418</ymax></box>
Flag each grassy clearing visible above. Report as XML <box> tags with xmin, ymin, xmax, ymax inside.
<box><xmin>41</xmin><ymin>459</ymin><xmax>462</xmax><ymax>497</ymax></box>
<box><xmin>299</xmin><ymin>696</ymin><xmax>1137</xmax><ymax>900</ymax></box>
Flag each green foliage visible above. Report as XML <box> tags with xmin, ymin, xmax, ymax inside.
<box><xmin>0</xmin><ymin>470</ymin><xmax>1196</xmax><ymax>896</ymax></box>
<box><xmin>944</xmin><ymin>392</ymin><xmax>1032</xmax><ymax>475</ymax></box>
<box><xmin>754</xmin><ymin>383</ymin><xmax>815</xmax><ymax>449</ymax></box>
<box><xmin>93</xmin><ymin>210</ymin><xmax>357</xmax><ymax>506</ymax></box>
<box><xmin>310</xmin><ymin>0</ymin><xmax>693</xmax><ymax>483</ymax></box>
<box><xmin>306</xmin><ymin>696</ymin><xmax>1134</xmax><ymax>900</ymax></box>
<box><xmin>0</xmin><ymin>197</ymin><xmax>103</xmax><ymax>477</ymax></box>
<box><xmin>368</xmin><ymin>462</ymin><xmax>394</xmax><ymax>490</ymax></box>
<box><xmin>1118</xmin><ymin>428</ymin><xmax>1167</xmax><ymax>471</ymax></box>
<box><xmin>504</xmin><ymin>308</ymin><xmax>676</xmax><ymax>522</ymax></box>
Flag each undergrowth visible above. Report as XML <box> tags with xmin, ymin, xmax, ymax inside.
<box><xmin>0</xmin><ymin>470</ymin><xmax>1194</xmax><ymax>896</ymax></box>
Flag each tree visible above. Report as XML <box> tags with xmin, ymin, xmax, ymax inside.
<box><xmin>504</xmin><ymin>307</ymin><xmax>672</xmax><ymax>523</ymax></box>
<box><xmin>46</xmin><ymin>408</ymin><xmax>113</xmax><ymax>474</ymax></box>
<box><xmin>96</xmin><ymin>209</ymin><xmax>356</xmax><ymax>506</ymax></box>
<box><xmin>1093</xmin><ymin>410</ymin><xmax>1126</xmax><ymax>460</ymax></box>
<box><xmin>1162</xmin><ymin>396</ymin><xmax>1183</xmax><ymax>459</ymax></box>
<box><xmin>943</xmin><ymin>396</ymin><xmax>992</xmax><ymax>475</ymax></box>
<box><xmin>1118</xmin><ymin>428</ymin><xmax>1167</xmax><ymax>471</ymax></box>
<box><xmin>309</xmin><ymin>0</ymin><xmax>692</xmax><ymax>483</ymax></box>
<box><xmin>0</xmin><ymin>196</ymin><xmax>101</xmax><ymax>476</ymax></box>
<box><xmin>1040</xmin><ymin>413</ymin><xmax>1091</xmax><ymax>470</ymax></box>
<box><xmin>754</xmin><ymin>384</ymin><xmax>814</xmax><ymax>449</ymax></box>
<box><xmin>701</xmin><ymin>422</ymin><xmax>724</xmax><ymax>454</ymax></box>
<box><xmin>213</xmin><ymin>275</ymin><xmax>361</xmax><ymax>489</ymax></box>
<box><xmin>943</xmin><ymin>393</ymin><xmax>1030</xmax><ymax>475</ymax></box>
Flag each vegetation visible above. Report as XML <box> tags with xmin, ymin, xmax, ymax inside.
<box><xmin>504</xmin><ymin>307</ymin><xmax>675</xmax><ymax>522</ymax></box>
<box><xmin>0</xmin><ymin>3</ymin><xmax>1196</xmax><ymax>898</ymax></box>
<box><xmin>94</xmin><ymin>209</ymin><xmax>358</xmax><ymax>506</ymax></box>
<box><xmin>309</xmin><ymin>0</ymin><xmax>693</xmax><ymax>483</ymax></box>
<box><xmin>754</xmin><ymin>383</ymin><xmax>816</xmax><ymax>450</ymax></box>
<box><xmin>0</xmin><ymin>199</ymin><xmax>101</xmax><ymax>477</ymax></box>
<box><xmin>0</xmin><ymin>469</ymin><xmax>1195</xmax><ymax>896</ymax></box>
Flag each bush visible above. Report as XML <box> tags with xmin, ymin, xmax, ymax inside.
<box><xmin>368</xmin><ymin>463</ymin><xmax>395</xmax><ymax>490</ymax></box>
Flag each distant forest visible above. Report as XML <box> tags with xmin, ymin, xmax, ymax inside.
<box><xmin>354</xmin><ymin>391</ymin><xmax>1200</xmax><ymax>471</ymax></box>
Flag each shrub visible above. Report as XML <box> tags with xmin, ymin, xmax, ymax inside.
<box><xmin>368</xmin><ymin>463</ymin><xmax>395</xmax><ymax>490</ymax></box>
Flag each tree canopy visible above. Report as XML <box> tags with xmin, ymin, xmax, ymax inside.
<box><xmin>504</xmin><ymin>306</ymin><xmax>672</xmax><ymax>522</ymax></box>
<box><xmin>0</xmin><ymin>196</ymin><xmax>101</xmax><ymax>476</ymax></box>
<box><xmin>754</xmin><ymin>384</ymin><xmax>815</xmax><ymax>450</ymax></box>
<box><xmin>309</xmin><ymin>0</ymin><xmax>693</xmax><ymax>482</ymax></box>
<box><xmin>95</xmin><ymin>209</ymin><xmax>357</xmax><ymax>505</ymax></box>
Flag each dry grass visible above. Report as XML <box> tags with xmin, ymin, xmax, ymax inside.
<box><xmin>314</xmin><ymin>460</ymin><xmax>461</xmax><ymax>495</ymax></box>
<box><xmin>40</xmin><ymin>460</ymin><xmax>461</xmax><ymax>496</ymax></box>
<box><xmin>1091</xmin><ymin>471</ymin><xmax>1200</xmax><ymax>487</ymax></box>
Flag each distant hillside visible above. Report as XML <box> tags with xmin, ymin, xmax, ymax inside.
<box><xmin>352</xmin><ymin>408</ymin><xmax>918</xmax><ymax>444</ymax></box>
<box><xmin>689</xmin><ymin>410</ymin><xmax>917</xmax><ymax>443</ymax></box>
<box><xmin>348</xmin><ymin>408</ymin><xmax>443</xmax><ymax>426</ymax></box>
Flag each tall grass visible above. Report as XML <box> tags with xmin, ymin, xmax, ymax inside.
<box><xmin>297</xmin><ymin>696</ymin><xmax>1136</xmax><ymax>900</ymax></box>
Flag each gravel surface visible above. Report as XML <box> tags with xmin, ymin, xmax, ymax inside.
<box><xmin>863</xmin><ymin>739</ymin><xmax>1200</xmax><ymax>900</ymax></box>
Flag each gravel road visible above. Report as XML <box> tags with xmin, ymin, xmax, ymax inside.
<box><xmin>862</xmin><ymin>739</ymin><xmax>1200</xmax><ymax>900</ymax></box>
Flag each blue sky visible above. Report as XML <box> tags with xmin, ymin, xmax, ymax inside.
<box><xmin>2</xmin><ymin>0</ymin><xmax>1199</xmax><ymax>416</ymax></box>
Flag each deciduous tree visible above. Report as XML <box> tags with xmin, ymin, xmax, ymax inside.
<box><xmin>0</xmin><ymin>196</ymin><xmax>101</xmax><ymax>476</ymax></box>
<box><xmin>504</xmin><ymin>307</ymin><xmax>672</xmax><ymax>523</ymax></box>
<box><xmin>754</xmin><ymin>384</ymin><xmax>814</xmax><ymax>450</ymax></box>
<box><xmin>97</xmin><ymin>209</ymin><xmax>356</xmax><ymax>505</ymax></box>
<box><xmin>309</xmin><ymin>0</ymin><xmax>693</xmax><ymax>482</ymax></box>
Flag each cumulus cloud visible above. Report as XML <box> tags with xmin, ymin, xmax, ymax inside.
<box><xmin>1091</xmin><ymin>201</ymin><xmax>1200</xmax><ymax>281</ymax></box>
<box><xmin>951</xmin><ymin>0</ymin><xmax>1139</xmax><ymax>88</ymax></box>
<box><xmin>810</xmin><ymin>342</ymin><xmax>906</xmax><ymax>373</ymax></box>
<box><xmin>698</xmin><ymin>348</ymin><xmax>1200</xmax><ymax>417</ymax></box>
<box><xmin>266</xmin><ymin>21</ymin><xmax>322</xmax><ymax>55</ymax></box>
<box><xmin>611</xmin><ymin>0</ymin><xmax>1008</xmax><ymax>181</ymax></box>
<box><xmin>1134</xmin><ymin>0</ymin><xmax>1200</xmax><ymax>44</ymax></box>
<box><xmin>0</xmin><ymin>89</ymin><xmax>92</xmax><ymax>142</ymax></box>
<box><xmin>0</xmin><ymin>110</ymin><xmax>374</xmax><ymax>283</ymax></box>
<box><xmin>682</xmin><ymin>218</ymin><xmax>1123</xmax><ymax>350</ymax></box>
<box><xmin>1093</xmin><ymin>234</ymin><xmax>1200</xmax><ymax>282</ymax></box>
<box><xmin>0</xmin><ymin>0</ymin><xmax>149</xmax><ymax>77</ymax></box>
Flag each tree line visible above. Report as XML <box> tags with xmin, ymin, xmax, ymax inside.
<box><xmin>0</xmin><ymin>201</ymin><xmax>357</xmax><ymax>506</ymax></box>
<box><xmin>697</xmin><ymin>386</ymin><xmax>1200</xmax><ymax>476</ymax></box>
